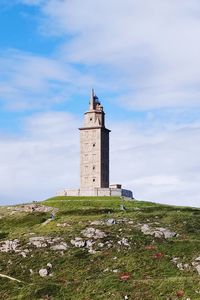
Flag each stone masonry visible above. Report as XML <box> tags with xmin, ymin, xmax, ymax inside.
<box><xmin>57</xmin><ymin>90</ymin><xmax>133</xmax><ymax>199</ymax></box>
<box><xmin>79</xmin><ymin>89</ymin><xmax>110</xmax><ymax>189</ymax></box>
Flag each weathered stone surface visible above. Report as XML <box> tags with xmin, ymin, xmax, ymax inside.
<box><xmin>29</xmin><ymin>237</ymin><xmax>48</xmax><ymax>248</ymax></box>
<box><xmin>118</xmin><ymin>238</ymin><xmax>130</xmax><ymax>247</ymax></box>
<box><xmin>50</xmin><ymin>242</ymin><xmax>68</xmax><ymax>251</ymax></box>
<box><xmin>195</xmin><ymin>265</ymin><xmax>200</xmax><ymax>275</ymax></box>
<box><xmin>39</xmin><ymin>268</ymin><xmax>48</xmax><ymax>277</ymax></box>
<box><xmin>29</xmin><ymin>236</ymin><xmax>68</xmax><ymax>251</ymax></box>
<box><xmin>71</xmin><ymin>238</ymin><xmax>86</xmax><ymax>248</ymax></box>
<box><xmin>106</xmin><ymin>219</ymin><xmax>116</xmax><ymax>225</ymax></box>
<box><xmin>81</xmin><ymin>227</ymin><xmax>107</xmax><ymax>239</ymax></box>
<box><xmin>56</xmin><ymin>223</ymin><xmax>69</xmax><ymax>228</ymax></box>
<box><xmin>141</xmin><ymin>224</ymin><xmax>176</xmax><ymax>239</ymax></box>
<box><xmin>0</xmin><ymin>239</ymin><xmax>20</xmax><ymax>253</ymax></box>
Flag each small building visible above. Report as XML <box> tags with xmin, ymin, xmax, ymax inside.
<box><xmin>57</xmin><ymin>90</ymin><xmax>133</xmax><ymax>199</ymax></box>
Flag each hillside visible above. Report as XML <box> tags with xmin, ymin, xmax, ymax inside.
<box><xmin>0</xmin><ymin>196</ymin><xmax>200</xmax><ymax>300</ymax></box>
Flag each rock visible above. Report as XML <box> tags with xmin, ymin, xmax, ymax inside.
<box><xmin>29</xmin><ymin>237</ymin><xmax>48</xmax><ymax>248</ymax></box>
<box><xmin>88</xmin><ymin>249</ymin><xmax>97</xmax><ymax>254</ymax></box>
<box><xmin>50</xmin><ymin>242</ymin><xmax>68</xmax><ymax>251</ymax></box>
<box><xmin>158</xmin><ymin>228</ymin><xmax>177</xmax><ymax>239</ymax></box>
<box><xmin>128</xmin><ymin>221</ymin><xmax>134</xmax><ymax>224</ymax></box>
<box><xmin>177</xmin><ymin>263</ymin><xmax>184</xmax><ymax>270</ymax></box>
<box><xmin>141</xmin><ymin>224</ymin><xmax>150</xmax><ymax>234</ymax></box>
<box><xmin>98</xmin><ymin>242</ymin><xmax>104</xmax><ymax>248</ymax></box>
<box><xmin>86</xmin><ymin>240</ymin><xmax>94</xmax><ymax>248</ymax></box>
<box><xmin>71</xmin><ymin>238</ymin><xmax>86</xmax><ymax>248</ymax></box>
<box><xmin>172</xmin><ymin>257</ymin><xmax>180</xmax><ymax>264</ymax></box>
<box><xmin>90</xmin><ymin>220</ymin><xmax>103</xmax><ymax>225</ymax></box>
<box><xmin>0</xmin><ymin>239</ymin><xmax>20</xmax><ymax>253</ymax></box>
<box><xmin>141</xmin><ymin>224</ymin><xmax>176</xmax><ymax>239</ymax></box>
<box><xmin>195</xmin><ymin>265</ymin><xmax>200</xmax><ymax>275</ymax></box>
<box><xmin>20</xmin><ymin>251</ymin><xmax>27</xmax><ymax>258</ymax></box>
<box><xmin>118</xmin><ymin>238</ymin><xmax>130</xmax><ymax>247</ymax></box>
<box><xmin>29</xmin><ymin>236</ymin><xmax>68</xmax><ymax>251</ymax></box>
<box><xmin>195</xmin><ymin>257</ymin><xmax>200</xmax><ymax>262</ymax></box>
<box><xmin>112</xmin><ymin>269</ymin><xmax>119</xmax><ymax>273</ymax></box>
<box><xmin>103</xmin><ymin>268</ymin><xmax>109</xmax><ymax>272</ymax></box>
<box><xmin>47</xmin><ymin>263</ymin><xmax>52</xmax><ymax>269</ymax></box>
<box><xmin>56</xmin><ymin>223</ymin><xmax>69</xmax><ymax>228</ymax></box>
<box><xmin>42</xmin><ymin>219</ymin><xmax>52</xmax><ymax>226</ymax></box>
<box><xmin>81</xmin><ymin>227</ymin><xmax>107</xmax><ymax>239</ymax></box>
<box><xmin>30</xmin><ymin>269</ymin><xmax>34</xmax><ymax>275</ymax></box>
<box><xmin>39</xmin><ymin>268</ymin><xmax>48</xmax><ymax>277</ymax></box>
<box><xmin>106</xmin><ymin>219</ymin><xmax>116</xmax><ymax>225</ymax></box>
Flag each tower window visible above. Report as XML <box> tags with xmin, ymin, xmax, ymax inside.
<box><xmin>90</xmin><ymin>118</ymin><xmax>92</xmax><ymax>121</ymax></box>
<box><xmin>93</xmin><ymin>165</ymin><xmax>95</xmax><ymax>170</ymax></box>
<box><xmin>93</xmin><ymin>143</ymin><xmax>96</xmax><ymax>147</ymax></box>
<box><xmin>93</xmin><ymin>178</ymin><xmax>96</xmax><ymax>182</ymax></box>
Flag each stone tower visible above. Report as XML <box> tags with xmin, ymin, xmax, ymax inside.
<box><xmin>79</xmin><ymin>90</ymin><xmax>111</xmax><ymax>189</ymax></box>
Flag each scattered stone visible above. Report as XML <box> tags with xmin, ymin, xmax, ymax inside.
<box><xmin>71</xmin><ymin>238</ymin><xmax>86</xmax><ymax>248</ymax></box>
<box><xmin>171</xmin><ymin>257</ymin><xmax>180</xmax><ymax>264</ymax></box>
<box><xmin>103</xmin><ymin>268</ymin><xmax>109</xmax><ymax>272</ymax></box>
<box><xmin>47</xmin><ymin>263</ymin><xmax>52</xmax><ymax>269</ymax></box>
<box><xmin>56</xmin><ymin>223</ymin><xmax>69</xmax><ymax>228</ymax></box>
<box><xmin>50</xmin><ymin>242</ymin><xmax>68</xmax><ymax>251</ymax></box>
<box><xmin>39</xmin><ymin>268</ymin><xmax>48</xmax><ymax>277</ymax></box>
<box><xmin>81</xmin><ymin>227</ymin><xmax>107</xmax><ymax>239</ymax></box>
<box><xmin>42</xmin><ymin>219</ymin><xmax>52</xmax><ymax>226</ymax></box>
<box><xmin>86</xmin><ymin>240</ymin><xmax>94</xmax><ymax>248</ymax></box>
<box><xmin>112</xmin><ymin>269</ymin><xmax>119</xmax><ymax>273</ymax></box>
<box><xmin>177</xmin><ymin>263</ymin><xmax>184</xmax><ymax>271</ymax></box>
<box><xmin>195</xmin><ymin>265</ymin><xmax>200</xmax><ymax>275</ymax></box>
<box><xmin>141</xmin><ymin>224</ymin><xmax>177</xmax><ymax>239</ymax></box>
<box><xmin>29</xmin><ymin>269</ymin><xmax>34</xmax><ymax>275</ymax></box>
<box><xmin>118</xmin><ymin>238</ymin><xmax>130</xmax><ymax>247</ymax></box>
<box><xmin>106</xmin><ymin>219</ymin><xmax>116</xmax><ymax>225</ymax></box>
<box><xmin>88</xmin><ymin>249</ymin><xmax>97</xmax><ymax>254</ymax></box>
<box><xmin>29</xmin><ymin>236</ymin><xmax>68</xmax><ymax>252</ymax></box>
<box><xmin>195</xmin><ymin>257</ymin><xmax>200</xmax><ymax>262</ymax></box>
<box><xmin>20</xmin><ymin>251</ymin><xmax>27</xmax><ymax>258</ymax></box>
<box><xmin>29</xmin><ymin>237</ymin><xmax>48</xmax><ymax>248</ymax></box>
<box><xmin>90</xmin><ymin>220</ymin><xmax>103</xmax><ymax>225</ymax></box>
<box><xmin>0</xmin><ymin>239</ymin><xmax>20</xmax><ymax>253</ymax></box>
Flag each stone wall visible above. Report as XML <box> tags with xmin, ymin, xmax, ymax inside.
<box><xmin>57</xmin><ymin>188</ymin><xmax>133</xmax><ymax>199</ymax></box>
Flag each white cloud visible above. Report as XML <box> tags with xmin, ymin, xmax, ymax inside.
<box><xmin>0</xmin><ymin>112</ymin><xmax>200</xmax><ymax>207</ymax></box>
<box><xmin>110</xmin><ymin>120</ymin><xmax>200</xmax><ymax>207</ymax></box>
<box><xmin>0</xmin><ymin>50</ymin><xmax>96</xmax><ymax>110</ymax></box>
<box><xmin>29</xmin><ymin>0</ymin><xmax>200</xmax><ymax>110</ymax></box>
<box><xmin>0</xmin><ymin>112</ymin><xmax>80</xmax><ymax>205</ymax></box>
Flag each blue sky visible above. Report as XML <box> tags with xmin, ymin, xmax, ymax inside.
<box><xmin>0</xmin><ymin>0</ymin><xmax>200</xmax><ymax>207</ymax></box>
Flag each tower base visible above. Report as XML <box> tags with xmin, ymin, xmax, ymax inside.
<box><xmin>57</xmin><ymin>187</ymin><xmax>133</xmax><ymax>199</ymax></box>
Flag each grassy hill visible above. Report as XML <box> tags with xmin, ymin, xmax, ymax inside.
<box><xmin>0</xmin><ymin>196</ymin><xmax>200</xmax><ymax>300</ymax></box>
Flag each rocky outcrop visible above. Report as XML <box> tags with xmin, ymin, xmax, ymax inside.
<box><xmin>141</xmin><ymin>224</ymin><xmax>177</xmax><ymax>239</ymax></box>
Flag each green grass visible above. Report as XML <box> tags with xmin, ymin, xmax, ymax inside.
<box><xmin>0</xmin><ymin>196</ymin><xmax>200</xmax><ymax>299</ymax></box>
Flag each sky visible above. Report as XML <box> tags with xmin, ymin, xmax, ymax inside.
<box><xmin>0</xmin><ymin>0</ymin><xmax>200</xmax><ymax>207</ymax></box>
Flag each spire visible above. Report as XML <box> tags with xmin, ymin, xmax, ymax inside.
<box><xmin>89</xmin><ymin>88</ymin><xmax>95</xmax><ymax>110</ymax></box>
